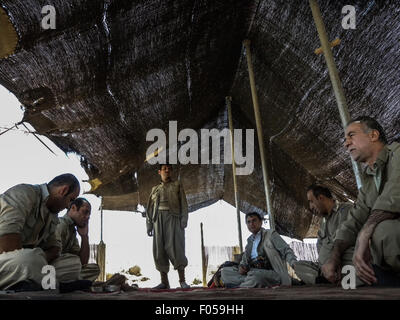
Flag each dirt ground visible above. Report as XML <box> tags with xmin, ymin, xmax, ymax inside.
<box><xmin>1</xmin><ymin>285</ymin><xmax>400</xmax><ymax>300</ymax></box>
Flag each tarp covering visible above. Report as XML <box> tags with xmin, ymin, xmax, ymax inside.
<box><xmin>0</xmin><ymin>0</ymin><xmax>399</xmax><ymax>239</ymax></box>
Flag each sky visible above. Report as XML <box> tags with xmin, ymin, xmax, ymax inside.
<box><xmin>0</xmin><ymin>84</ymin><xmax>315</xmax><ymax>288</ymax></box>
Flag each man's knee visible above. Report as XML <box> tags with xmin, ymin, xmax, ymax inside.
<box><xmin>52</xmin><ymin>254</ymin><xmax>82</xmax><ymax>281</ymax></box>
<box><xmin>13</xmin><ymin>249</ymin><xmax>47</xmax><ymax>270</ymax></box>
<box><xmin>373</xmin><ymin>220</ymin><xmax>400</xmax><ymax>243</ymax></box>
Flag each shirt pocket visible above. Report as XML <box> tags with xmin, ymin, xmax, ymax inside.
<box><xmin>40</xmin><ymin>218</ymin><xmax>58</xmax><ymax>248</ymax></box>
<box><xmin>21</xmin><ymin>214</ymin><xmax>37</xmax><ymax>243</ymax></box>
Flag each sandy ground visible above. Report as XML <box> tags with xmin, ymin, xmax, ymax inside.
<box><xmin>1</xmin><ymin>285</ymin><xmax>400</xmax><ymax>300</ymax></box>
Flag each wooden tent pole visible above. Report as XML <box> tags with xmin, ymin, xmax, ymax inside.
<box><xmin>97</xmin><ymin>199</ymin><xmax>106</xmax><ymax>282</ymax></box>
<box><xmin>309</xmin><ymin>0</ymin><xmax>362</xmax><ymax>189</ymax></box>
<box><xmin>243</xmin><ymin>39</ymin><xmax>276</xmax><ymax>230</ymax></box>
<box><xmin>200</xmin><ymin>223</ymin><xmax>207</xmax><ymax>287</ymax></box>
<box><xmin>226</xmin><ymin>96</ymin><xmax>243</xmax><ymax>253</ymax></box>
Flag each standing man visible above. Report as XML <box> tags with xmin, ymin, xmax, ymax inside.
<box><xmin>293</xmin><ymin>185</ymin><xmax>356</xmax><ymax>285</ymax></box>
<box><xmin>55</xmin><ymin>197</ymin><xmax>100</xmax><ymax>282</ymax></box>
<box><xmin>0</xmin><ymin>173</ymin><xmax>80</xmax><ymax>290</ymax></box>
<box><xmin>221</xmin><ymin>212</ymin><xmax>297</xmax><ymax>288</ymax></box>
<box><xmin>322</xmin><ymin>116</ymin><xmax>400</xmax><ymax>286</ymax></box>
<box><xmin>146</xmin><ymin>164</ymin><xmax>189</xmax><ymax>289</ymax></box>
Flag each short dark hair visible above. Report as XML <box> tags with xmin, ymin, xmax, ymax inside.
<box><xmin>245</xmin><ymin>212</ymin><xmax>263</xmax><ymax>222</ymax></box>
<box><xmin>48</xmin><ymin>173</ymin><xmax>80</xmax><ymax>196</ymax></box>
<box><xmin>159</xmin><ymin>164</ymin><xmax>172</xmax><ymax>170</ymax></box>
<box><xmin>307</xmin><ymin>184</ymin><xmax>332</xmax><ymax>199</ymax></box>
<box><xmin>68</xmin><ymin>197</ymin><xmax>91</xmax><ymax>211</ymax></box>
<box><xmin>347</xmin><ymin>116</ymin><xmax>387</xmax><ymax>144</ymax></box>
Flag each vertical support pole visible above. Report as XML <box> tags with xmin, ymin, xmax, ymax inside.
<box><xmin>226</xmin><ymin>96</ymin><xmax>243</xmax><ymax>253</ymax></box>
<box><xmin>200</xmin><ymin>223</ymin><xmax>207</xmax><ymax>287</ymax></box>
<box><xmin>100</xmin><ymin>201</ymin><xmax>104</xmax><ymax>242</ymax></box>
<box><xmin>243</xmin><ymin>39</ymin><xmax>276</xmax><ymax>230</ymax></box>
<box><xmin>97</xmin><ymin>199</ymin><xmax>106</xmax><ymax>282</ymax></box>
<box><xmin>309</xmin><ymin>0</ymin><xmax>362</xmax><ymax>189</ymax></box>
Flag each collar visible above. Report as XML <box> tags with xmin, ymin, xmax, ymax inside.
<box><xmin>327</xmin><ymin>200</ymin><xmax>339</xmax><ymax>217</ymax></box>
<box><xmin>39</xmin><ymin>184</ymin><xmax>51</xmax><ymax>219</ymax></box>
<box><xmin>160</xmin><ymin>179</ymin><xmax>172</xmax><ymax>185</ymax></box>
<box><xmin>251</xmin><ymin>227</ymin><xmax>264</xmax><ymax>239</ymax></box>
<box><xmin>365</xmin><ymin>145</ymin><xmax>389</xmax><ymax>176</ymax></box>
<box><xmin>40</xmin><ymin>183</ymin><xmax>50</xmax><ymax>202</ymax></box>
<box><xmin>63</xmin><ymin>213</ymin><xmax>76</xmax><ymax>226</ymax></box>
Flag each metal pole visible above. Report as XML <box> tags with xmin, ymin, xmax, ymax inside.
<box><xmin>226</xmin><ymin>96</ymin><xmax>244</xmax><ymax>253</ymax></box>
<box><xmin>309</xmin><ymin>0</ymin><xmax>362</xmax><ymax>189</ymax></box>
<box><xmin>243</xmin><ymin>39</ymin><xmax>276</xmax><ymax>230</ymax></box>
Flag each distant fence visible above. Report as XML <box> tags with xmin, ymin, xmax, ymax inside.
<box><xmin>289</xmin><ymin>241</ymin><xmax>318</xmax><ymax>262</ymax></box>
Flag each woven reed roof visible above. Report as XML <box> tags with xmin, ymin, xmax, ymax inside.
<box><xmin>0</xmin><ymin>0</ymin><xmax>399</xmax><ymax>239</ymax></box>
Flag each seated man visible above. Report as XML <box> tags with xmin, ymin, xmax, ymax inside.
<box><xmin>221</xmin><ymin>212</ymin><xmax>297</xmax><ymax>288</ymax></box>
<box><xmin>0</xmin><ymin>174</ymin><xmax>80</xmax><ymax>290</ymax></box>
<box><xmin>293</xmin><ymin>185</ymin><xmax>358</xmax><ymax>285</ymax></box>
<box><xmin>322</xmin><ymin>116</ymin><xmax>400</xmax><ymax>286</ymax></box>
<box><xmin>55</xmin><ymin>197</ymin><xmax>100</xmax><ymax>282</ymax></box>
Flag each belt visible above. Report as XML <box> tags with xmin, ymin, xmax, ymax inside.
<box><xmin>158</xmin><ymin>207</ymin><xmax>170</xmax><ymax>211</ymax></box>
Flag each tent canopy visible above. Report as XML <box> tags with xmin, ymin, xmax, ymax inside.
<box><xmin>0</xmin><ymin>0</ymin><xmax>399</xmax><ymax>239</ymax></box>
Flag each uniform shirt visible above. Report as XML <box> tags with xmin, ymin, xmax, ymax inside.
<box><xmin>0</xmin><ymin>183</ymin><xmax>60</xmax><ymax>250</ymax></box>
<box><xmin>146</xmin><ymin>180</ymin><xmax>188</xmax><ymax>228</ymax></box>
<box><xmin>250</xmin><ymin>230</ymin><xmax>262</xmax><ymax>260</ymax></box>
<box><xmin>336</xmin><ymin>142</ymin><xmax>400</xmax><ymax>245</ymax></box>
<box><xmin>55</xmin><ymin>214</ymin><xmax>80</xmax><ymax>255</ymax></box>
<box><xmin>158</xmin><ymin>182</ymin><xmax>170</xmax><ymax>210</ymax></box>
<box><xmin>366</xmin><ymin>159</ymin><xmax>383</xmax><ymax>192</ymax></box>
<box><xmin>240</xmin><ymin>227</ymin><xmax>297</xmax><ymax>269</ymax></box>
<box><xmin>316</xmin><ymin>201</ymin><xmax>353</xmax><ymax>265</ymax></box>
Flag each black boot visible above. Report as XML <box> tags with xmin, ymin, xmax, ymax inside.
<box><xmin>178</xmin><ymin>269</ymin><xmax>190</xmax><ymax>289</ymax></box>
<box><xmin>152</xmin><ymin>272</ymin><xmax>170</xmax><ymax>289</ymax></box>
<box><xmin>372</xmin><ymin>265</ymin><xmax>400</xmax><ymax>287</ymax></box>
<box><xmin>8</xmin><ymin>280</ymin><xmax>42</xmax><ymax>292</ymax></box>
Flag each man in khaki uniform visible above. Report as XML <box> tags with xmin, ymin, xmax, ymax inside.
<box><xmin>146</xmin><ymin>164</ymin><xmax>189</xmax><ymax>289</ymax></box>
<box><xmin>322</xmin><ymin>116</ymin><xmax>400</xmax><ymax>286</ymax></box>
<box><xmin>55</xmin><ymin>197</ymin><xmax>100</xmax><ymax>282</ymax></box>
<box><xmin>221</xmin><ymin>212</ymin><xmax>297</xmax><ymax>288</ymax></box>
<box><xmin>293</xmin><ymin>185</ymin><xmax>356</xmax><ymax>284</ymax></box>
<box><xmin>0</xmin><ymin>174</ymin><xmax>80</xmax><ymax>290</ymax></box>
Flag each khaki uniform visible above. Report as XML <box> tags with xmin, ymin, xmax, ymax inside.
<box><xmin>336</xmin><ymin>142</ymin><xmax>400</xmax><ymax>274</ymax></box>
<box><xmin>294</xmin><ymin>202</ymin><xmax>357</xmax><ymax>284</ymax></box>
<box><xmin>146</xmin><ymin>180</ymin><xmax>188</xmax><ymax>273</ymax></box>
<box><xmin>55</xmin><ymin>214</ymin><xmax>100</xmax><ymax>281</ymax></box>
<box><xmin>0</xmin><ymin>184</ymin><xmax>77</xmax><ymax>289</ymax></box>
<box><xmin>221</xmin><ymin>228</ymin><xmax>297</xmax><ymax>287</ymax></box>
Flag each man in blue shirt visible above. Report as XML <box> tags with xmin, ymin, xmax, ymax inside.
<box><xmin>221</xmin><ymin>212</ymin><xmax>298</xmax><ymax>288</ymax></box>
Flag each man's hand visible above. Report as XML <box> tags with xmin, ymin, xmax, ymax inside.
<box><xmin>239</xmin><ymin>265</ymin><xmax>248</xmax><ymax>275</ymax></box>
<box><xmin>180</xmin><ymin>220</ymin><xmax>187</xmax><ymax>229</ymax></box>
<box><xmin>45</xmin><ymin>246</ymin><xmax>60</xmax><ymax>263</ymax></box>
<box><xmin>353</xmin><ymin>232</ymin><xmax>376</xmax><ymax>285</ymax></box>
<box><xmin>77</xmin><ymin>224</ymin><xmax>89</xmax><ymax>237</ymax></box>
<box><xmin>321</xmin><ymin>257</ymin><xmax>341</xmax><ymax>284</ymax></box>
<box><xmin>0</xmin><ymin>233</ymin><xmax>22</xmax><ymax>254</ymax></box>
